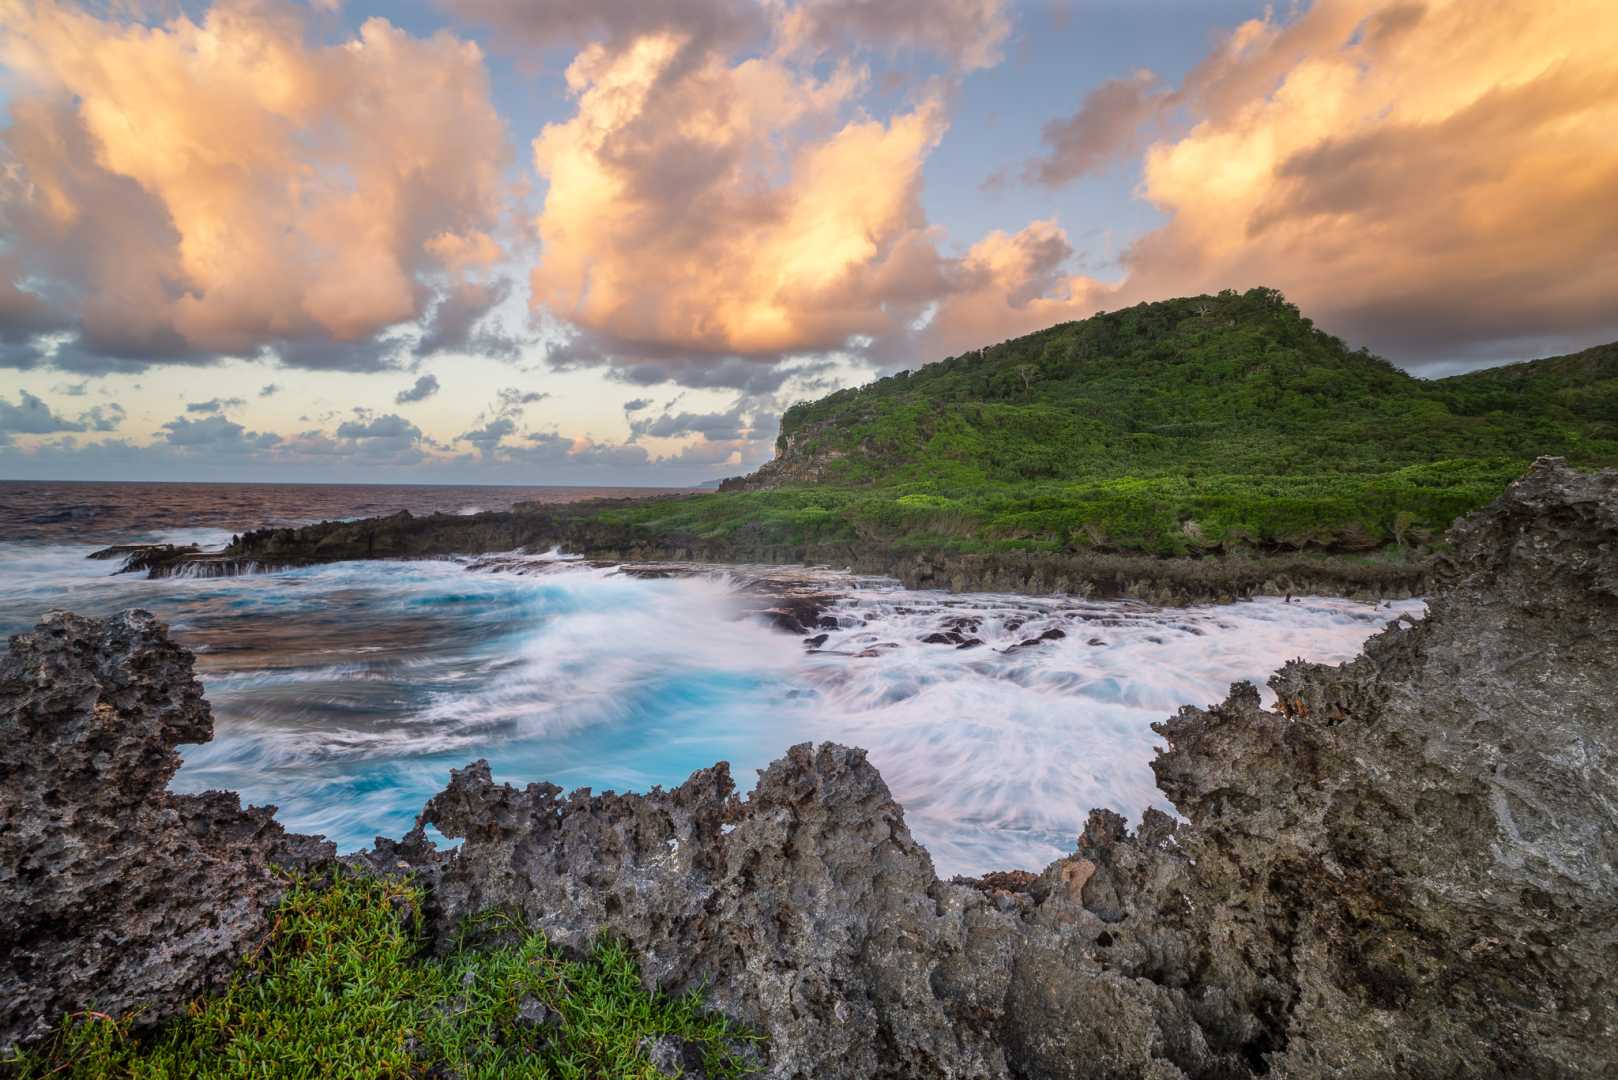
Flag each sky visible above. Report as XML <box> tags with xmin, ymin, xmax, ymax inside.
<box><xmin>1</xmin><ymin>0</ymin><xmax>1615</xmax><ymax>485</ymax></box>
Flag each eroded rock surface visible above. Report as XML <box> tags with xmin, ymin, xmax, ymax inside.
<box><xmin>5</xmin><ymin>458</ymin><xmax>1614</xmax><ymax>1078</ymax></box>
<box><xmin>0</xmin><ymin>611</ymin><xmax>333</xmax><ymax>1052</ymax></box>
<box><xmin>396</xmin><ymin>744</ymin><xmax>1015</xmax><ymax>1078</ymax></box>
<box><xmin>1020</xmin><ymin>456</ymin><xmax>1618</xmax><ymax>1078</ymax></box>
<box><xmin>386</xmin><ymin>458</ymin><xmax>1618</xmax><ymax>1079</ymax></box>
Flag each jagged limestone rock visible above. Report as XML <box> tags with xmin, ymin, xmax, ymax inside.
<box><xmin>4</xmin><ymin>458</ymin><xmax>1614</xmax><ymax>1078</ymax></box>
<box><xmin>0</xmin><ymin>610</ymin><xmax>333</xmax><ymax>1052</ymax></box>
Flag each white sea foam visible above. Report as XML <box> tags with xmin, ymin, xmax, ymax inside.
<box><xmin>0</xmin><ymin>539</ymin><xmax>1423</xmax><ymax>876</ymax></box>
<box><xmin>418</xmin><ymin>561</ymin><xmax>1422</xmax><ymax>874</ymax></box>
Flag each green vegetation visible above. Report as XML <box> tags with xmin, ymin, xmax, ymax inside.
<box><xmin>7</xmin><ymin>872</ymin><xmax>758</xmax><ymax>1079</ymax></box>
<box><xmin>595</xmin><ymin>290</ymin><xmax>1617</xmax><ymax>558</ymax></box>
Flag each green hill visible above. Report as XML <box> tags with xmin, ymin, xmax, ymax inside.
<box><xmin>600</xmin><ymin>288</ymin><xmax>1617</xmax><ymax>559</ymax></box>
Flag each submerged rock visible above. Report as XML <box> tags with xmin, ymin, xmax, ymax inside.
<box><xmin>0</xmin><ymin>611</ymin><xmax>334</xmax><ymax>1052</ymax></box>
<box><xmin>3</xmin><ymin>458</ymin><xmax>1614</xmax><ymax>1077</ymax></box>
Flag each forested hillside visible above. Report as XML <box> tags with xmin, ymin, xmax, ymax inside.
<box><xmin>602</xmin><ymin>289</ymin><xmax>1617</xmax><ymax>557</ymax></box>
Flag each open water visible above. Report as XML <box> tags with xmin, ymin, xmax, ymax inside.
<box><xmin>0</xmin><ymin>480</ymin><xmax>1423</xmax><ymax>876</ymax></box>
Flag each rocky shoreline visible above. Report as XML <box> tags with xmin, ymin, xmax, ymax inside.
<box><xmin>7</xmin><ymin>458</ymin><xmax>1615</xmax><ymax>1077</ymax></box>
<box><xmin>91</xmin><ymin>500</ymin><xmax>1430</xmax><ymax>607</ymax></box>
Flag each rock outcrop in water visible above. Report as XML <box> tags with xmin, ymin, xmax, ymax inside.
<box><xmin>91</xmin><ymin>503</ymin><xmax>1429</xmax><ymax>606</ymax></box>
<box><xmin>8</xmin><ymin>458</ymin><xmax>1616</xmax><ymax>1076</ymax></box>
<box><xmin>0</xmin><ymin>611</ymin><xmax>334</xmax><ymax>1052</ymax></box>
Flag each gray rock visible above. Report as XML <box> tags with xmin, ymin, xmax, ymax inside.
<box><xmin>515</xmin><ymin>994</ymin><xmax>559</xmax><ymax>1030</ymax></box>
<box><xmin>401</xmin><ymin>743</ymin><xmax>1010</xmax><ymax>1078</ymax></box>
<box><xmin>0</xmin><ymin>610</ymin><xmax>334</xmax><ymax>1052</ymax></box>
<box><xmin>3</xmin><ymin>458</ymin><xmax>1614</xmax><ymax>1079</ymax></box>
<box><xmin>640</xmin><ymin>1033</ymin><xmax>708</xmax><ymax>1078</ymax></box>
<box><xmin>1017</xmin><ymin>456</ymin><xmax>1618</xmax><ymax>1078</ymax></box>
<box><xmin>386</xmin><ymin>458</ymin><xmax>1618</xmax><ymax>1079</ymax></box>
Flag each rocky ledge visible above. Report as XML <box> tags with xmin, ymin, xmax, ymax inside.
<box><xmin>7</xmin><ymin>457</ymin><xmax>1615</xmax><ymax>1077</ymax></box>
<box><xmin>88</xmin><ymin>502</ymin><xmax>1429</xmax><ymax>607</ymax></box>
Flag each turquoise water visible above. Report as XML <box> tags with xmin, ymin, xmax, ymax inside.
<box><xmin>0</xmin><ymin>524</ymin><xmax>1422</xmax><ymax>875</ymax></box>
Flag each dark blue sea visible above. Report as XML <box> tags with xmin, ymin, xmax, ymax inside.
<box><xmin>0</xmin><ymin>480</ymin><xmax>1421</xmax><ymax>874</ymax></box>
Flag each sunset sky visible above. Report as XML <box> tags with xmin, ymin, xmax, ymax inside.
<box><xmin>2</xmin><ymin>0</ymin><xmax>1615</xmax><ymax>484</ymax></box>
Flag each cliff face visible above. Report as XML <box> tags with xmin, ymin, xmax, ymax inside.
<box><xmin>4</xmin><ymin>458</ymin><xmax>1614</xmax><ymax>1077</ymax></box>
<box><xmin>717</xmin><ymin>424</ymin><xmax>853</xmax><ymax>491</ymax></box>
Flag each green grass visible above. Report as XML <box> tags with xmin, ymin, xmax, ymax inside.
<box><xmin>590</xmin><ymin>290</ymin><xmax>1617</xmax><ymax>559</ymax></box>
<box><xmin>594</xmin><ymin>458</ymin><xmax>1527</xmax><ymax>558</ymax></box>
<box><xmin>6</xmin><ymin>872</ymin><xmax>760</xmax><ymax>1079</ymax></box>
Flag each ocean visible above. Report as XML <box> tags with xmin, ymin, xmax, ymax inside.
<box><xmin>0</xmin><ymin>480</ymin><xmax>1423</xmax><ymax>876</ymax></box>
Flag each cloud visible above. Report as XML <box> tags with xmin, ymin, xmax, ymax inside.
<box><xmin>622</xmin><ymin>398</ymin><xmax>654</xmax><ymax>413</ymax></box>
<box><xmin>913</xmin><ymin>220</ymin><xmax>1102</xmax><ymax>358</ymax></box>
<box><xmin>775</xmin><ymin>0</ymin><xmax>1012</xmax><ymax>73</ymax></box>
<box><xmin>185</xmin><ymin>397</ymin><xmax>246</xmax><ymax>414</ymax></box>
<box><xmin>259</xmin><ymin>384</ymin><xmax>281</xmax><ymax>397</ymax></box>
<box><xmin>335</xmin><ymin>414</ymin><xmax>422</xmax><ymax>441</ymax></box>
<box><xmin>0</xmin><ymin>1</ymin><xmax>509</xmax><ymax>372</ymax></box>
<box><xmin>265</xmin><ymin>335</ymin><xmax>405</xmax><ymax>374</ymax></box>
<box><xmin>441</xmin><ymin>0</ymin><xmax>1009</xmax><ymax>71</ymax></box>
<box><xmin>161</xmin><ymin>413</ymin><xmax>281</xmax><ymax>454</ymax></box>
<box><xmin>563</xmin><ymin>439</ymin><xmax>652</xmax><ymax>468</ymax></box>
<box><xmin>51</xmin><ymin>381</ymin><xmax>87</xmax><ymax>397</ymax></box>
<box><xmin>1023</xmin><ymin>69</ymin><xmax>1169</xmax><ymax>186</ymax></box>
<box><xmin>456</xmin><ymin>416</ymin><xmax>517</xmax><ymax>458</ymax></box>
<box><xmin>416</xmin><ymin>279</ymin><xmax>524</xmax><ymax>359</ymax></box>
<box><xmin>0</xmin><ymin>253</ymin><xmax>70</xmax><ymax>362</ymax></box>
<box><xmin>0</xmin><ymin>389</ymin><xmax>84</xmax><ymax>441</ymax></box>
<box><xmin>79</xmin><ymin>403</ymin><xmax>125</xmax><ymax>432</ymax></box>
<box><xmin>526</xmin><ymin>31</ymin><xmax>951</xmax><ymax>372</ymax></box>
<box><xmin>1040</xmin><ymin>0</ymin><xmax>1618</xmax><ymax>364</ymax></box>
<box><xmin>494</xmin><ymin>387</ymin><xmax>549</xmax><ymax>417</ymax></box>
<box><xmin>440</xmin><ymin>0</ymin><xmax>764</xmax><ymax>53</ymax></box>
<box><xmin>396</xmin><ymin>374</ymin><xmax>442</xmax><ymax>404</ymax></box>
<box><xmin>629</xmin><ymin>403</ymin><xmax>748</xmax><ymax>442</ymax></box>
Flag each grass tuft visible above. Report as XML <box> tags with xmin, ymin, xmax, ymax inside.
<box><xmin>6</xmin><ymin>871</ymin><xmax>761</xmax><ymax>1079</ymax></box>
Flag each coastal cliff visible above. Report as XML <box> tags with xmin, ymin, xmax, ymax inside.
<box><xmin>5</xmin><ymin>458</ymin><xmax>1615</xmax><ymax>1077</ymax></box>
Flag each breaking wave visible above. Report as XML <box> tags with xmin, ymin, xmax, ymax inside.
<box><xmin>0</xmin><ymin>534</ymin><xmax>1421</xmax><ymax>875</ymax></box>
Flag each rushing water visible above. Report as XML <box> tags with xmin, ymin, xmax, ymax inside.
<box><xmin>0</xmin><ymin>481</ymin><xmax>1424</xmax><ymax>876</ymax></box>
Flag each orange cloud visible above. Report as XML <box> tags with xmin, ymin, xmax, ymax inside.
<box><xmin>528</xmin><ymin>32</ymin><xmax>948</xmax><ymax>362</ymax></box>
<box><xmin>0</xmin><ymin>0</ymin><xmax>509</xmax><ymax>370</ymax></box>
<box><xmin>1112</xmin><ymin>0</ymin><xmax>1618</xmax><ymax>361</ymax></box>
<box><xmin>919</xmin><ymin>221</ymin><xmax>1104</xmax><ymax>357</ymax></box>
